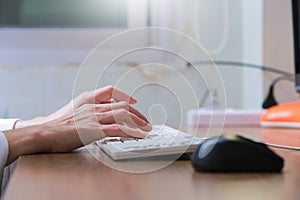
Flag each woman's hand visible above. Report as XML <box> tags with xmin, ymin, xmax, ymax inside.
<box><xmin>4</xmin><ymin>99</ymin><xmax>151</xmax><ymax>165</ymax></box>
<box><xmin>14</xmin><ymin>86</ymin><xmax>141</xmax><ymax>128</ymax></box>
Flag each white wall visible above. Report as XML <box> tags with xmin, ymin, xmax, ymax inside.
<box><xmin>171</xmin><ymin>0</ymin><xmax>263</xmax><ymax>110</ymax></box>
<box><xmin>263</xmin><ymin>0</ymin><xmax>299</xmax><ymax>104</ymax></box>
<box><xmin>242</xmin><ymin>0</ymin><xmax>263</xmax><ymax>109</ymax></box>
<box><xmin>0</xmin><ymin>0</ymin><xmax>265</xmax><ymax>125</ymax></box>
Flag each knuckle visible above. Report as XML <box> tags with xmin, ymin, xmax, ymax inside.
<box><xmin>101</xmin><ymin>104</ymin><xmax>111</xmax><ymax>112</ymax></box>
<box><xmin>120</xmin><ymin>108</ymin><xmax>129</xmax><ymax>115</ymax></box>
<box><xmin>119</xmin><ymin>101</ymin><xmax>128</xmax><ymax>107</ymax></box>
<box><xmin>81</xmin><ymin>91</ymin><xmax>89</xmax><ymax>96</ymax></box>
<box><xmin>79</xmin><ymin>91</ymin><xmax>89</xmax><ymax>100</ymax></box>
<box><xmin>105</xmin><ymin>85</ymin><xmax>115</xmax><ymax>92</ymax></box>
<box><xmin>112</xmin><ymin>124</ymin><xmax>120</xmax><ymax>131</ymax></box>
<box><xmin>95</xmin><ymin>111</ymin><xmax>105</xmax><ymax>118</ymax></box>
<box><xmin>92</xmin><ymin>104</ymin><xmax>102</xmax><ymax>111</ymax></box>
<box><xmin>94</xmin><ymin>104</ymin><xmax>102</xmax><ymax>111</ymax></box>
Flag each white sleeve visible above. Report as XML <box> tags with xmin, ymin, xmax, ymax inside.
<box><xmin>0</xmin><ymin>119</ymin><xmax>19</xmax><ymax>132</ymax></box>
<box><xmin>0</xmin><ymin>132</ymin><xmax>8</xmax><ymax>197</ymax></box>
<box><xmin>0</xmin><ymin>118</ymin><xmax>19</xmax><ymax>197</ymax></box>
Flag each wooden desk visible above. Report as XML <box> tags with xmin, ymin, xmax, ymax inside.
<box><xmin>4</xmin><ymin>127</ymin><xmax>300</xmax><ymax>200</ymax></box>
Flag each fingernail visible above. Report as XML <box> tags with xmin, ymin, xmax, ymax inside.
<box><xmin>139</xmin><ymin>130</ymin><xmax>148</xmax><ymax>138</ymax></box>
<box><xmin>130</xmin><ymin>97</ymin><xmax>137</xmax><ymax>104</ymax></box>
<box><xmin>141</xmin><ymin>123</ymin><xmax>152</xmax><ymax>132</ymax></box>
<box><xmin>146</xmin><ymin>123</ymin><xmax>152</xmax><ymax>130</ymax></box>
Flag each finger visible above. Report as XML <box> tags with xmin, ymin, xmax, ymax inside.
<box><xmin>95</xmin><ymin>101</ymin><xmax>150</xmax><ymax>123</ymax></box>
<box><xmin>110</xmin><ymin>98</ymin><xmax>117</xmax><ymax>103</ymax></box>
<box><xmin>96</xmin><ymin>109</ymin><xmax>152</xmax><ymax>132</ymax></box>
<box><xmin>100</xmin><ymin>98</ymin><xmax>116</xmax><ymax>104</ymax></box>
<box><xmin>124</xmin><ymin>103</ymin><xmax>149</xmax><ymax>123</ymax></box>
<box><xmin>94</xmin><ymin>86</ymin><xmax>137</xmax><ymax>104</ymax></box>
<box><xmin>101</xmin><ymin>124</ymin><xmax>148</xmax><ymax>138</ymax></box>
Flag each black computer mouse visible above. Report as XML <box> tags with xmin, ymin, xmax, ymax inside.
<box><xmin>192</xmin><ymin>134</ymin><xmax>284</xmax><ymax>172</ymax></box>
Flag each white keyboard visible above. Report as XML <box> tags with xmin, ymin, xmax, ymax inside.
<box><xmin>96</xmin><ymin>125</ymin><xmax>205</xmax><ymax>160</ymax></box>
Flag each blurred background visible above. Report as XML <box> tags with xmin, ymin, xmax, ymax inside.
<box><xmin>0</xmin><ymin>0</ymin><xmax>297</xmax><ymax>125</ymax></box>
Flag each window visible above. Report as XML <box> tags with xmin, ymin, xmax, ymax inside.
<box><xmin>0</xmin><ymin>0</ymin><xmax>127</xmax><ymax>28</ymax></box>
<box><xmin>0</xmin><ymin>0</ymin><xmax>148</xmax><ymax>48</ymax></box>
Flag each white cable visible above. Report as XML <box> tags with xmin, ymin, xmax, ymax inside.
<box><xmin>264</xmin><ymin>142</ymin><xmax>300</xmax><ymax>151</ymax></box>
<box><xmin>193</xmin><ymin>0</ymin><xmax>229</xmax><ymax>55</ymax></box>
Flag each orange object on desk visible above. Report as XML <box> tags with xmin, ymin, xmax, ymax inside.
<box><xmin>261</xmin><ymin>101</ymin><xmax>300</xmax><ymax>128</ymax></box>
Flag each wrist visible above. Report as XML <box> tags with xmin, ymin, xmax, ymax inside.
<box><xmin>4</xmin><ymin>125</ymin><xmax>50</xmax><ymax>165</ymax></box>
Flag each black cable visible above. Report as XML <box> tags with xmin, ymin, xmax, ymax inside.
<box><xmin>187</xmin><ymin>60</ymin><xmax>295</xmax><ymax>109</ymax></box>
<box><xmin>262</xmin><ymin>75</ymin><xmax>295</xmax><ymax>108</ymax></box>
<box><xmin>186</xmin><ymin>60</ymin><xmax>293</xmax><ymax>76</ymax></box>
<box><xmin>262</xmin><ymin>84</ymin><xmax>277</xmax><ymax>109</ymax></box>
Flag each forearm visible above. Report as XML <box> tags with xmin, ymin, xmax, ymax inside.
<box><xmin>14</xmin><ymin>116</ymin><xmax>49</xmax><ymax>129</ymax></box>
<box><xmin>14</xmin><ymin>102</ymin><xmax>73</xmax><ymax>129</ymax></box>
<box><xmin>3</xmin><ymin>126</ymin><xmax>50</xmax><ymax>165</ymax></box>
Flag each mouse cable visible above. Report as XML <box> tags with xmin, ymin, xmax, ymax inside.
<box><xmin>263</xmin><ymin>142</ymin><xmax>300</xmax><ymax>151</ymax></box>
